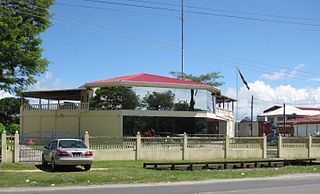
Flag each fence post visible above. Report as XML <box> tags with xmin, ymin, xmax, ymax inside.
<box><xmin>136</xmin><ymin>132</ymin><xmax>141</xmax><ymax>160</ymax></box>
<box><xmin>182</xmin><ymin>133</ymin><xmax>188</xmax><ymax>160</ymax></box>
<box><xmin>1</xmin><ymin>131</ymin><xmax>6</xmax><ymax>162</ymax></box>
<box><xmin>262</xmin><ymin>133</ymin><xmax>267</xmax><ymax>158</ymax></box>
<box><xmin>225</xmin><ymin>134</ymin><xmax>229</xmax><ymax>159</ymax></box>
<box><xmin>13</xmin><ymin>131</ymin><xmax>20</xmax><ymax>163</ymax></box>
<box><xmin>308</xmin><ymin>135</ymin><xmax>312</xmax><ymax>158</ymax></box>
<box><xmin>277</xmin><ymin>134</ymin><xmax>282</xmax><ymax>158</ymax></box>
<box><xmin>84</xmin><ymin>131</ymin><xmax>89</xmax><ymax>147</ymax></box>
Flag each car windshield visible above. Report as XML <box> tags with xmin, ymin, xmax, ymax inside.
<box><xmin>58</xmin><ymin>140</ymin><xmax>87</xmax><ymax>148</ymax></box>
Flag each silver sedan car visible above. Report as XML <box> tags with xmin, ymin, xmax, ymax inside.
<box><xmin>42</xmin><ymin>139</ymin><xmax>93</xmax><ymax>171</ymax></box>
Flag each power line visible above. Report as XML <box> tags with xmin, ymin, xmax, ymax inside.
<box><xmin>54</xmin><ymin>2</ymin><xmax>179</xmax><ymax>18</ymax></box>
<box><xmin>53</xmin><ymin>2</ymin><xmax>320</xmax><ymax>33</ymax></box>
<box><xmin>9</xmin><ymin>3</ymin><xmax>320</xmax><ymax>82</ymax></box>
<box><xmin>123</xmin><ymin>0</ymin><xmax>320</xmax><ymax>22</ymax></box>
<box><xmin>79</xmin><ymin>0</ymin><xmax>320</xmax><ymax>27</ymax></box>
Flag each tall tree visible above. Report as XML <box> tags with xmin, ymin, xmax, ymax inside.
<box><xmin>0</xmin><ymin>0</ymin><xmax>54</xmax><ymax>93</ymax></box>
<box><xmin>170</xmin><ymin>71</ymin><xmax>224</xmax><ymax>110</ymax></box>
<box><xmin>0</xmin><ymin>97</ymin><xmax>26</xmax><ymax>126</ymax></box>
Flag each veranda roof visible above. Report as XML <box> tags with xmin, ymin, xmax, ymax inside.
<box><xmin>20</xmin><ymin>88</ymin><xmax>87</xmax><ymax>101</ymax></box>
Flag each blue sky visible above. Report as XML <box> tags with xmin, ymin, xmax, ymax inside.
<box><xmin>3</xmin><ymin>0</ymin><xmax>320</xmax><ymax>119</ymax></box>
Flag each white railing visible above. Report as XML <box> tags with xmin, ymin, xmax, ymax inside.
<box><xmin>229</xmin><ymin>137</ymin><xmax>263</xmax><ymax>149</ymax></box>
<box><xmin>23</xmin><ymin>103</ymin><xmax>89</xmax><ymax>111</ymax></box>
<box><xmin>89</xmin><ymin>137</ymin><xmax>136</xmax><ymax>150</ymax></box>
<box><xmin>215</xmin><ymin>107</ymin><xmax>233</xmax><ymax>118</ymax></box>
<box><xmin>282</xmin><ymin>137</ymin><xmax>308</xmax><ymax>149</ymax></box>
<box><xmin>141</xmin><ymin>137</ymin><xmax>182</xmax><ymax>150</ymax></box>
<box><xmin>89</xmin><ymin>136</ymin><xmax>264</xmax><ymax>151</ymax></box>
<box><xmin>187</xmin><ymin>137</ymin><xmax>225</xmax><ymax>149</ymax></box>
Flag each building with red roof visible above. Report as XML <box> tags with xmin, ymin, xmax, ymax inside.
<box><xmin>20</xmin><ymin>73</ymin><xmax>236</xmax><ymax>139</ymax></box>
<box><xmin>281</xmin><ymin>114</ymin><xmax>320</xmax><ymax>136</ymax></box>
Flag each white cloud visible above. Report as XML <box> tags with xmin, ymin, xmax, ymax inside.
<box><xmin>29</xmin><ymin>71</ymin><xmax>70</xmax><ymax>91</ymax></box>
<box><xmin>225</xmin><ymin>80</ymin><xmax>320</xmax><ymax>121</ymax></box>
<box><xmin>0</xmin><ymin>90</ymin><xmax>13</xmax><ymax>99</ymax></box>
<box><xmin>261</xmin><ymin>64</ymin><xmax>304</xmax><ymax>81</ymax></box>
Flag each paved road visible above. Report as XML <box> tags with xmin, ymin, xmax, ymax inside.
<box><xmin>1</xmin><ymin>174</ymin><xmax>320</xmax><ymax>194</ymax></box>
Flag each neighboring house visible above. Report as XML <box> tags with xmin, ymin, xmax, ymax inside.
<box><xmin>283</xmin><ymin>114</ymin><xmax>320</xmax><ymax>137</ymax></box>
<box><xmin>237</xmin><ymin>121</ymin><xmax>259</xmax><ymax>137</ymax></box>
<box><xmin>20</xmin><ymin>73</ymin><xmax>236</xmax><ymax>138</ymax></box>
<box><xmin>257</xmin><ymin>105</ymin><xmax>320</xmax><ymax>136</ymax></box>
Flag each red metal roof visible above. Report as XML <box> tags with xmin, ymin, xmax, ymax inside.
<box><xmin>86</xmin><ymin>73</ymin><xmax>211</xmax><ymax>86</ymax></box>
<box><xmin>297</xmin><ymin>107</ymin><xmax>320</xmax><ymax>111</ymax></box>
<box><xmin>283</xmin><ymin>114</ymin><xmax>320</xmax><ymax>125</ymax></box>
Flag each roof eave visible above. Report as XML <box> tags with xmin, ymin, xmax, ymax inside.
<box><xmin>85</xmin><ymin>81</ymin><xmax>220</xmax><ymax>93</ymax></box>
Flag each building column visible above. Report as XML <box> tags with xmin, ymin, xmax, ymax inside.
<box><xmin>182</xmin><ymin>133</ymin><xmax>188</xmax><ymax>160</ymax></box>
<box><xmin>225</xmin><ymin>135</ymin><xmax>230</xmax><ymax>159</ymax></box>
<box><xmin>1</xmin><ymin>131</ymin><xmax>6</xmax><ymax>162</ymax></box>
<box><xmin>13</xmin><ymin>131</ymin><xmax>20</xmax><ymax>163</ymax></box>
<box><xmin>136</xmin><ymin>132</ymin><xmax>141</xmax><ymax>160</ymax></box>
<box><xmin>308</xmin><ymin>135</ymin><xmax>312</xmax><ymax>158</ymax></box>
<box><xmin>84</xmin><ymin>131</ymin><xmax>90</xmax><ymax>147</ymax></box>
<box><xmin>278</xmin><ymin>134</ymin><xmax>282</xmax><ymax>158</ymax></box>
<box><xmin>262</xmin><ymin>133</ymin><xmax>267</xmax><ymax>158</ymax></box>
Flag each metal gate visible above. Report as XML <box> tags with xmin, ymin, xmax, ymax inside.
<box><xmin>19</xmin><ymin>146</ymin><xmax>43</xmax><ymax>162</ymax></box>
<box><xmin>267</xmin><ymin>134</ymin><xmax>278</xmax><ymax>158</ymax></box>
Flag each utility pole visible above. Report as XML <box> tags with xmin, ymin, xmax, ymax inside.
<box><xmin>283</xmin><ymin>103</ymin><xmax>286</xmax><ymax>132</ymax></box>
<box><xmin>250</xmin><ymin>95</ymin><xmax>253</xmax><ymax>137</ymax></box>
<box><xmin>181</xmin><ymin>0</ymin><xmax>184</xmax><ymax>79</ymax></box>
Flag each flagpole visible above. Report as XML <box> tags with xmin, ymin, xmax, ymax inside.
<box><xmin>236</xmin><ymin>67</ymin><xmax>239</xmax><ymax>137</ymax></box>
<box><xmin>251</xmin><ymin>95</ymin><xmax>253</xmax><ymax>137</ymax></box>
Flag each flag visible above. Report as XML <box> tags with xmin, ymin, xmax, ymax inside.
<box><xmin>238</xmin><ymin>69</ymin><xmax>250</xmax><ymax>90</ymax></box>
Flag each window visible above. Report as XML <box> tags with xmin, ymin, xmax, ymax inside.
<box><xmin>58</xmin><ymin>140</ymin><xmax>87</xmax><ymax>148</ymax></box>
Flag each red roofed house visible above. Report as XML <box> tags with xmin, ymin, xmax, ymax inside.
<box><xmin>284</xmin><ymin>114</ymin><xmax>320</xmax><ymax>136</ymax></box>
<box><xmin>20</xmin><ymin>73</ymin><xmax>235</xmax><ymax>139</ymax></box>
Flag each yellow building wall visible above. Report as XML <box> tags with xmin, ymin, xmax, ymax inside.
<box><xmin>21</xmin><ymin>110</ymin><xmax>123</xmax><ymax>138</ymax></box>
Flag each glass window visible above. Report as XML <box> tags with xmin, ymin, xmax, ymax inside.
<box><xmin>58</xmin><ymin>140</ymin><xmax>87</xmax><ymax>148</ymax></box>
<box><xmin>90</xmin><ymin>86</ymin><xmax>217</xmax><ymax>113</ymax></box>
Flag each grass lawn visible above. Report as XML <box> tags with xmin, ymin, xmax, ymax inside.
<box><xmin>0</xmin><ymin>160</ymin><xmax>320</xmax><ymax>187</ymax></box>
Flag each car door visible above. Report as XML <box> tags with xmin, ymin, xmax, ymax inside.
<box><xmin>43</xmin><ymin>141</ymin><xmax>53</xmax><ymax>162</ymax></box>
<box><xmin>50</xmin><ymin>140</ymin><xmax>58</xmax><ymax>160</ymax></box>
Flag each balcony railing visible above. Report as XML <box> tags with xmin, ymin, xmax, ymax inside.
<box><xmin>215</xmin><ymin>107</ymin><xmax>233</xmax><ymax>117</ymax></box>
<box><xmin>22</xmin><ymin>103</ymin><xmax>89</xmax><ymax>111</ymax></box>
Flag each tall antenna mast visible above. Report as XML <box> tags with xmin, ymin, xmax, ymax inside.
<box><xmin>181</xmin><ymin>0</ymin><xmax>184</xmax><ymax>79</ymax></box>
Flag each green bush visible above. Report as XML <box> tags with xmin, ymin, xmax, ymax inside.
<box><xmin>6</xmin><ymin>123</ymin><xmax>20</xmax><ymax>135</ymax></box>
<box><xmin>0</xmin><ymin>123</ymin><xmax>5</xmax><ymax>134</ymax></box>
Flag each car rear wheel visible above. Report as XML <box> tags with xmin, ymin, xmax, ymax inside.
<box><xmin>42</xmin><ymin>155</ymin><xmax>48</xmax><ymax>167</ymax></box>
<box><xmin>84</xmin><ymin>165</ymin><xmax>91</xmax><ymax>171</ymax></box>
<box><xmin>51</xmin><ymin>158</ymin><xmax>57</xmax><ymax>171</ymax></box>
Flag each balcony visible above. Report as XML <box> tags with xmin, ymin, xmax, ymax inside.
<box><xmin>22</xmin><ymin>103</ymin><xmax>89</xmax><ymax>111</ymax></box>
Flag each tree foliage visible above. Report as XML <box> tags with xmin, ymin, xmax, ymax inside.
<box><xmin>0</xmin><ymin>97</ymin><xmax>23</xmax><ymax>126</ymax></box>
<box><xmin>169</xmin><ymin>71</ymin><xmax>224</xmax><ymax>87</ymax></box>
<box><xmin>6</xmin><ymin>123</ymin><xmax>20</xmax><ymax>134</ymax></box>
<box><xmin>174</xmin><ymin>100</ymin><xmax>190</xmax><ymax>111</ymax></box>
<box><xmin>170</xmin><ymin>71</ymin><xmax>224</xmax><ymax>111</ymax></box>
<box><xmin>143</xmin><ymin>91</ymin><xmax>175</xmax><ymax>111</ymax></box>
<box><xmin>90</xmin><ymin>87</ymin><xmax>140</xmax><ymax>110</ymax></box>
<box><xmin>0</xmin><ymin>0</ymin><xmax>54</xmax><ymax>93</ymax></box>
<box><xmin>0</xmin><ymin>122</ymin><xmax>5</xmax><ymax>134</ymax></box>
